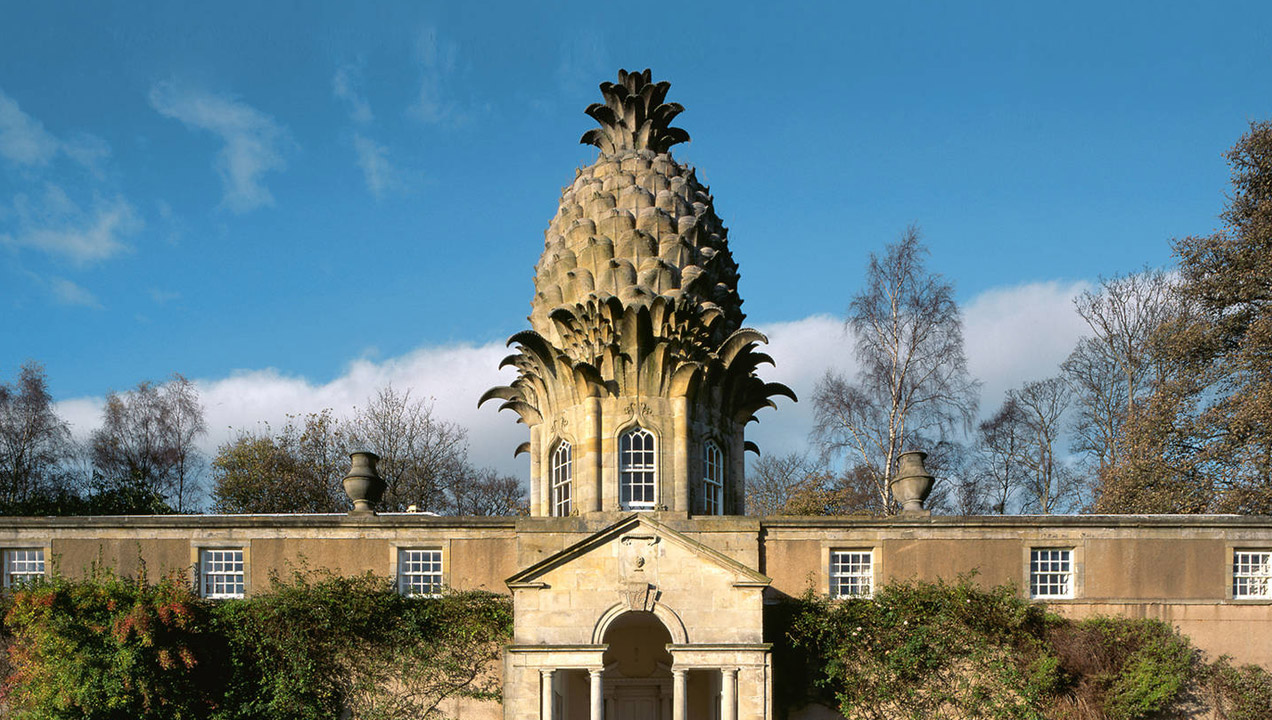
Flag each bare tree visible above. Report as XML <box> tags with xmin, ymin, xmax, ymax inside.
<box><xmin>211</xmin><ymin>411</ymin><xmax>349</xmax><ymax>514</ymax></box>
<box><xmin>447</xmin><ymin>466</ymin><xmax>527</xmax><ymax>516</ymax></box>
<box><xmin>923</xmin><ymin>439</ymin><xmax>974</xmax><ymax>515</ymax></box>
<box><xmin>347</xmin><ymin>386</ymin><xmax>468</xmax><ymax>513</ymax></box>
<box><xmin>89</xmin><ymin>374</ymin><xmax>207</xmax><ymax>512</ymax></box>
<box><xmin>0</xmin><ymin>362</ymin><xmax>77</xmax><ymax>512</ymax></box>
<box><xmin>1062</xmin><ymin>269</ymin><xmax>1178</xmax><ymax>480</ymax></box>
<box><xmin>1011</xmin><ymin>377</ymin><xmax>1077</xmax><ymax>513</ymax></box>
<box><xmin>745</xmin><ymin>453</ymin><xmax>822</xmax><ymax>516</ymax></box>
<box><xmin>163</xmin><ymin>375</ymin><xmax>207</xmax><ymax>512</ymax></box>
<box><xmin>971</xmin><ymin>399</ymin><xmax>1028</xmax><ymax>514</ymax></box>
<box><xmin>211</xmin><ymin>387</ymin><xmax>526</xmax><ymax>516</ymax></box>
<box><xmin>813</xmin><ymin>227</ymin><xmax>980</xmax><ymax>513</ymax></box>
<box><xmin>1101</xmin><ymin>120</ymin><xmax>1272</xmax><ymax>513</ymax></box>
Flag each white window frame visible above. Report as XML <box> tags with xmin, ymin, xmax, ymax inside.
<box><xmin>1232</xmin><ymin>549</ymin><xmax>1271</xmax><ymax>599</ymax></box>
<box><xmin>3</xmin><ymin>548</ymin><xmax>46</xmax><ymax>589</ymax></box>
<box><xmin>551</xmin><ymin>440</ymin><xmax>573</xmax><ymax>517</ymax></box>
<box><xmin>1029</xmin><ymin>548</ymin><xmax>1074</xmax><ymax>599</ymax></box>
<box><xmin>398</xmin><ymin>548</ymin><xmax>444</xmax><ymax>597</ymax></box>
<box><xmin>619</xmin><ymin>427</ymin><xmax>657</xmax><ymax>511</ymax></box>
<box><xmin>703</xmin><ymin>440</ymin><xmax>724</xmax><ymax>515</ymax></box>
<box><xmin>199</xmin><ymin>548</ymin><xmax>245</xmax><ymax>599</ymax></box>
<box><xmin>830</xmin><ymin>549</ymin><xmax>873</xmax><ymax>599</ymax></box>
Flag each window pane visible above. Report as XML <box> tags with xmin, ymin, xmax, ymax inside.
<box><xmin>703</xmin><ymin>441</ymin><xmax>724</xmax><ymax>516</ymax></box>
<box><xmin>3</xmin><ymin>549</ymin><xmax>45</xmax><ymax>588</ymax></box>
<box><xmin>1233</xmin><ymin>550</ymin><xmax>1272</xmax><ymax>599</ymax></box>
<box><xmin>619</xmin><ymin>428</ymin><xmax>656</xmax><ymax>510</ymax></box>
<box><xmin>200</xmin><ymin>549</ymin><xmax>245</xmax><ymax>599</ymax></box>
<box><xmin>830</xmin><ymin>550</ymin><xmax>872</xmax><ymax>598</ymax></box>
<box><xmin>551</xmin><ymin>441</ymin><xmax>572</xmax><ymax>517</ymax></box>
<box><xmin>399</xmin><ymin>549</ymin><xmax>444</xmax><ymax>597</ymax></box>
<box><xmin>1030</xmin><ymin>548</ymin><xmax>1073</xmax><ymax>599</ymax></box>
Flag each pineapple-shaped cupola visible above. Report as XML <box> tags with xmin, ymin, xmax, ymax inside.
<box><xmin>579</xmin><ymin>68</ymin><xmax>690</xmax><ymax>154</ymax></box>
<box><xmin>482</xmin><ymin>69</ymin><xmax>794</xmax><ymax>518</ymax></box>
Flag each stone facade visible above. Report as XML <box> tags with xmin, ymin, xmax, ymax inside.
<box><xmin>3</xmin><ymin>512</ymin><xmax>1271</xmax><ymax>719</ymax></box>
<box><xmin>3</xmin><ymin>70</ymin><xmax>1271</xmax><ymax>720</ymax></box>
<box><xmin>482</xmin><ymin>69</ymin><xmax>794</xmax><ymax>522</ymax></box>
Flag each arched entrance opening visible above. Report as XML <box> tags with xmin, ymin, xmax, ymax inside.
<box><xmin>602</xmin><ymin>611</ymin><xmax>672</xmax><ymax>719</ymax></box>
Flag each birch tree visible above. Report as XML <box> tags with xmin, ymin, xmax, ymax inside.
<box><xmin>813</xmin><ymin>227</ymin><xmax>979</xmax><ymax>513</ymax></box>
<box><xmin>1062</xmin><ymin>269</ymin><xmax>1177</xmax><ymax>480</ymax></box>
<box><xmin>0</xmin><ymin>362</ymin><xmax>77</xmax><ymax>512</ymax></box>
<box><xmin>89</xmin><ymin>374</ymin><xmax>206</xmax><ymax>512</ymax></box>
<box><xmin>1011</xmin><ymin>377</ymin><xmax>1077</xmax><ymax>513</ymax></box>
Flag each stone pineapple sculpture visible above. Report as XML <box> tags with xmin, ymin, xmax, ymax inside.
<box><xmin>483</xmin><ymin>69</ymin><xmax>794</xmax><ymax>516</ymax></box>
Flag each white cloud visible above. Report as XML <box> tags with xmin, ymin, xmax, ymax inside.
<box><xmin>962</xmin><ymin>279</ymin><xmax>1090</xmax><ymax>411</ymax></box>
<box><xmin>48</xmin><ymin>276</ymin><xmax>102</xmax><ymax>308</ymax></box>
<box><xmin>53</xmin><ymin>281</ymin><xmax>1091</xmax><ymax>483</ymax></box>
<box><xmin>331</xmin><ymin>66</ymin><xmax>401</xmax><ymax>197</ymax></box>
<box><xmin>408</xmin><ymin>26</ymin><xmax>464</xmax><ymax>125</ymax></box>
<box><xmin>59</xmin><ymin>340</ymin><xmax>528</xmax><ymax>479</ymax></box>
<box><xmin>353</xmin><ymin>134</ymin><xmax>399</xmax><ymax>198</ymax></box>
<box><xmin>148</xmin><ymin>83</ymin><xmax>291</xmax><ymax>213</ymax></box>
<box><xmin>747</xmin><ymin>281</ymin><xmax>1091</xmax><ymax>458</ymax></box>
<box><xmin>332</xmin><ymin>65</ymin><xmax>373</xmax><ymax>125</ymax></box>
<box><xmin>0</xmin><ymin>89</ymin><xmax>59</xmax><ymax>166</ymax></box>
<box><xmin>149</xmin><ymin>288</ymin><xmax>181</xmax><ymax>305</ymax></box>
<box><xmin>61</xmin><ymin>132</ymin><xmax>112</xmax><ymax>177</ymax></box>
<box><xmin>0</xmin><ymin>89</ymin><xmax>113</xmax><ymax>174</ymax></box>
<box><xmin>746</xmin><ymin>314</ymin><xmax>852</xmax><ymax>458</ymax></box>
<box><xmin>2</xmin><ymin>184</ymin><xmax>140</xmax><ymax>263</ymax></box>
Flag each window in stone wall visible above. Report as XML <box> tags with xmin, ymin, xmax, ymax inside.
<box><xmin>703</xmin><ymin>440</ymin><xmax>724</xmax><ymax>515</ymax></box>
<box><xmin>398</xmin><ymin>548</ymin><xmax>443</xmax><ymax>597</ymax></box>
<box><xmin>1029</xmin><ymin>548</ymin><xmax>1073</xmax><ymax>599</ymax></box>
<box><xmin>620</xmin><ymin>427</ymin><xmax>656</xmax><ymax>511</ymax></box>
<box><xmin>1233</xmin><ymin>550</ymin><xmax>1271</xmax><ymax>599</ymax></box>
<box><xmin>199</xmin><ymin>548</ymin><xmax>245</xmax><ymax>599</ymax></box>
<box><xmin>830</xmin><ymin>549</ymin><xmax>873</xmax><ymax>598</ymax></box>
<box><xmin>3</xmin><ymin>548</ymin><xmax>45</xmax><ymax>589</ymax></box>
<box><xmin>551</xmin><ymin>440</ymin><xmax>572</xmax><ymax>517</ymax></box>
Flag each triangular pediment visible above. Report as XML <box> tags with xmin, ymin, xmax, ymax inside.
<box><xmin>506</xmin><ymin>514</ymin><xmax>770</xmax><ymax>590</ymax></box>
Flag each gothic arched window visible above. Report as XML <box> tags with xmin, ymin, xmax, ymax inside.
<box><xmin>550</xmin><ymin>440</ymin><xmax>572</xmax><ymax>517</ymax></box>
<box><xmin>703</xmin><ymin>440</ymin><xmax>724</xmax><ymax>515</ymax></box>
<box><xmin>619</xmin><ymin>427</ymin><xmax>656</xmax><ymax>511</ymax></box>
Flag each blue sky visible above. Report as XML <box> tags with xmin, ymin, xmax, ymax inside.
<box><xmin>3</xmin><ymin>1</ymin><xmax>1270</xmax><ymax>474</ymax></box>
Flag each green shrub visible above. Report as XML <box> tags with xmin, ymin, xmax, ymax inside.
<box><xmin>1204</xmin><ymin>656</ymin><xmax>1272</xmax><ymax>720</ymax></box>
<box><xmin>1</xmin><ymin>567</ymin><xmax>221</xmax><ymax>720</ymax></box>
<box><xmin>774</xmin><ymin>576</ymin><xmax>1261</xmax><ymax>720</ymax></box>
<box><xmin>212</xmin><ymin>568</ymin><xmax>512</xmax><ymax>720</ymax></box>
<box><xmin>782</xmin><ymin>574</ymin><xmax>1061</xmax><ymax>720</ymax></box>
<box><xmin>1047</xmin><ymin>616</ymin><xmax>1199</xmax><ymax>720</ymax></box>
<box><xmin>1</xmin><ymin>566</ymin><xmax>512</xmax><ymax>720</ymax></box>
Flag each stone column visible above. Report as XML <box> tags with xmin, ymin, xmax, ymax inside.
<box><xmin>589</xmin><ymin>668</ymin><xmax>604</xmax><ymax>720</ymax></box>
<box><xmin>540</xmin><ymin>669</ymin><xmax>555</xmax><ymax>720</ymax></box>
<box><xmin>672</xmin><ymin>668</ymin><xmax>688</xmax><ymax>720</ymax></box>
<box><xmin>730</xmin><ymin>426</ymin><xmax>745</xmax><ymax>514</ymax></box>
<box><xmin>672</xmin><ymin>397</ymin><xmax>689</xmax><ymax>513</ymax></box>
<box><xmin>589</xmin><ymin>397</ymin><xmax>603</xmax><ymax>512</ymax></box>
<box><xmin>721</xmin><ymin>667</ymin><xmax>738</xmax><ymax>720</ymax></box>
<box><xmin>530</xmin><ymin>424</ymin><xmax>543</xmax><ymax>516</ymax></box>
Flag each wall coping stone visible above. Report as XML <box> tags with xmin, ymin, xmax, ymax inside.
<box><xmin>758</xmin><ymin>514</ymin><xmax>1272</xmax><ymax>530</ymax></box>
<box><xmin>1</xmin><ymin>513</ymin><xmax>1267</xmax><ymax>532</ymax></box>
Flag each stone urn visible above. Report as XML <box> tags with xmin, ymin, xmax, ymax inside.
<box><xmin>890</xmin><ymin>450</ymin><xmax>934</xmax><ymax>513</ymax></box>
<box><xmin>343</xmin><ymin>451</ymin><xmax>385</xmax><ymax>514</ymax></box>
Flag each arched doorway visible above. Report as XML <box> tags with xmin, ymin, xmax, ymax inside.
<box><xmin>602</xmin><ymin>611</ymin><xmax>672</xmax><ymax>719</ymax></box>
